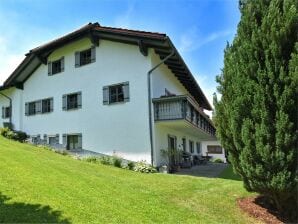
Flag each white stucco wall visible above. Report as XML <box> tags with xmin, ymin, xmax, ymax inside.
<box><xmin>21</xmin><ymin>38</ymin><xmax>152</xmax><ymax>162</ymax></box>
<box><xmin>150</xmin><ymin>52</ymin><xmax>190</xmax><ymax>98</ymax></box>
<box><xmin>0</xmin><ymin>87</ymin><xmax>23</xmax><ymax>130</ymax></box>
<box><xmin>201</xmin><ymin>140</ymin><xmax>226</xmax><ymax>163</ymax></box>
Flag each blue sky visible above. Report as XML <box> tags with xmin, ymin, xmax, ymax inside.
<box><xmin>0</xmin><ymin>0</ymin><xmax>240</xmax><ymax>109</ymax></box>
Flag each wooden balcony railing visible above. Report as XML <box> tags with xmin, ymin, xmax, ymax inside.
<box><xmin>153</xmin><ymin>95</ymin><xmax>216</xmax><ymax>136</ymax></box>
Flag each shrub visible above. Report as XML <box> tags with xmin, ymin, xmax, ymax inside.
<box><xmin>0</xmin><ymin>128</ymin><xmax>28</xmax><ymax>142</ymax></box>
<box><xmin>134</xmin><ymin>161</ymin><xmax>157</xmax><ymax>173</ymax></box>
<box><xmin>127</xmin><ymin>161</ymin><xmax>135</xmax><ymax>170</ymax></box>
<box><xmin>13</xmin><ymin>131</ymin><xmax>28</xmax><ymax>142</ymax></box>
<box><xmin>99</xmin><ymin>156</ymin><xmax>112</xmax><ymax>165</ymax></box>
<box><xmin>0</xmin><ymin>127</ymin><xmax>10</xmax><ymax>137</ymax></box>
<box><xmin>84</xmin><ymin>156</ymin><xmax>98</xmax><ymax>163</ymax></box>
<box><xmin>112</xmin><ymin>156</ymin><xmax>122</xmax><ymax>168</ymax></box>
<box><xmin>212</xmin><ymin>158</ymin><xmax>224</xmax><ymax>163</ymax></box>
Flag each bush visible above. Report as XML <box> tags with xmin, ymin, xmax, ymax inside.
<box><xmin>134</xmin><ymin>161</ymin><xmax>157</xmax><ymax>173</ymax></box>
<box><xmin>0</xmin><ymin>127</ymin><xmax>10</xmax><ymax>137</ymax></box>
<box><xmin>99</xmin><ymin>156</ymin><xmax>112</xmax><ymax>165</ymax></box>
<box><xmin>0</xmin><ymin>128</ymin><xmax>28</xmax><ymax>142</ymax></box>
<box><xmin>127</xmin><ymin>161</ymin><xmax>135</xmax><ymax>170</ymax></box>
<box><xmin>13</xmin><ymin>131</ymin><xmax>28</xmax><ymax>142</ymax></box>
<box><xmin>84</xmin><ymin>156</ymin><xmax>98</xmax><ymax>163</ymax></box>
<box><xmin>212</xmin><ymin>158</ymin><xmax>224</xmax><ymax>163</ymax></box>
<box><xmin>112</xmin><ymin>156</ymin><xmax>122</xmax><ymax>168</ymax></box>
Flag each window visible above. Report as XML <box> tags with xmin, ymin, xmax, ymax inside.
<box><xmin>207</xmin><ymin>145</ymin><xmax>223</xmax><ymax>154</ymax></box>
<box><xmin>31</xmin><ymin>135</ymin><xmax>40</xmax><ymax>144</ymax></box>
<box><xmin>75</xmin><ymin>46</ymin><xmax>96</xmax><ymax>67</ymax></box>
<box><xmin>110</xmin><ymin>85</ymin><xmax>124</xmax><ymax>103</ymax></box>
<box><xmin>62</xmin><ymin>92</ymin><xmax>82</xmax><ymax>110</ymax></box>
<box><xmin>28</xmin><ymin>102</ymin><xmax>36</xmax><ymax>115</ymax></box>
<box><xmin>63</xmin><ymin>133</ymin><xmax>82</xmax><ymax>150</ymax></box>
<box><xmin>42</xmin><ymin>98</ymin><xmax>53</xmax><ymax>113</ymax></box>
<box><xmin>103</xmin><ymin>82</ymin><xmax>129</xmax><ymax>105</ymax></box>
<box><xmin>48</xmin><ymin>57</ymin><xmax>64</xmax><ymax>75</ymax></box>
<box><xmin>1</xmin><ymin>106</ymin><xmax>11</xmax><ymax>119</ymax></box>
<box><xmin>48</xmin><ymin>134</ymin><xmax>59</xmax><ymax>146</ymax></box>
<box><xmin>189</xmin><ymin>140</ymin><xmax>194</xmax><ymax>153</ymax></box>
<box><xmin>25</xmin><ymin>98</ymin><xmax>53</xmax><ymax>116</ymax></box>
<box><xmin>196</xmin><ymin>142</ymin><xmax>201</xmax><ymax>154</ymax></box>
<box><xmin>182</xmin><ymin>138</ymin><xmax>186</xmax><ymax>151</ymax></box>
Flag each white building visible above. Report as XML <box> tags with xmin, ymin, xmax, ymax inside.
<box><xmin>0</xmin><ymin>22</ymin><xmax>226</xmax><ymax>167</ymax></box>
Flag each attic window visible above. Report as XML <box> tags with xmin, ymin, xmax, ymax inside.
<box><xmin>48</xmin><ymin>57</ymin><xmax>64</xmax><ymax>76</ymax></box>
<box><xmin>75</xmin><ymin>46</ymin><xmax>96</xmax><ymax>67</ymax></box>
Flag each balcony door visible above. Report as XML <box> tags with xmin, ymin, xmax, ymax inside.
<box><xmin>67</xmin><ymin>135</ymin><xmax>79</xmax><ymax>150</ymax></box>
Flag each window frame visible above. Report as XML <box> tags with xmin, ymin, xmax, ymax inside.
<box><xmin>189</xmin><ymin>140</ymin><xmax>194</xmax><ymax>153</ymax></box>
<box><xmin>79</xmin><ymin>48</ymin><xmax>92</xmax><ymax>66</ymax></box>
<box><xmin>28</xmin><ymin>102</ymin><xmax>37</xmax><ymax>116</ymax></box>
<box><xmin>207</xmin><ymin>145</ymin><xmax>223</xmax><ymax>154</ymax></box>
<box><xmin>109</xmin><ymin>84</ymin><xmax>125</xmax><ymax>104</ymax></box>
<box><xmin>42</xmin><ymin>98</ymin><xmax>53</xmax><ymax>114</ymax></box>
<box><xmin>103</xmin><ymin>82</ymin><xmax>129</xmax><ymax>105</ymax></box>
<box><xmin>196</xmin><ymin>142</ymin><xmax>201</xmax><ymax>154</ymax></box>
<box><xmin>51</xmin><ymin>59</ymin><xmax>62</xmax><ymax>75</ymax></box>
<box><xmin>67</xmin><ymin>94</ymin><xmax>78</xmax><ymax>110</ymax></box>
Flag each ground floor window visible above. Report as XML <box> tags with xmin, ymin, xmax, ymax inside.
<box><xmin>189</xmin><ymin>140</ymin><xmax>194</xmax><ymax>153</ymax></box>
<box><xmin>63</xmin><ymin>134</ymin><xmax>82</xmax><ymax>150</ymax></box>
<box><xmin>207</xmin><ymin>145</ymin><xmax>223</xmax><ymax>154</ymax></box>
<box><xmin>196</xmin><ymin>142</ymin><xmax>201</xmax><ymax>154</ymax></box>
<box><xmin>182</xmin><ymin>138</ymin><xmax>186</xmax><ymax>151</ymax></box>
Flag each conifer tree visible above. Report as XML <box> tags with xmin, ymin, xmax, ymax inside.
<box><xmin>214</xmin><ymin>0</ymin><xmax>298</xmax><ymax>219</ymax></box>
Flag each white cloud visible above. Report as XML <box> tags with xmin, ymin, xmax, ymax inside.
<box><xmin>178</xmin><ymin>28</ymin><xmax>232</xmax><ymax>53</ymax></box>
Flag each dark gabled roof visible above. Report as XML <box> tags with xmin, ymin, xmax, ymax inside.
<box><xmin>3</xmin><ymin>22</ymin><xmax>212</xmax><ymax>110</ymax></box>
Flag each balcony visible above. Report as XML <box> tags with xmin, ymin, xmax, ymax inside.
<box><xmin>153</xmin><ymin>95</ymin><xmax>216</xmax><ymax>139</ymax></box>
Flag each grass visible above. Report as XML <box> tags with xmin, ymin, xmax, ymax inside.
<box><xmin>0</xmin><ymin>136</ymin><xmax>255</xmax><ymax>223</ymax></box>
<box><xmin>218</xmin><ymin>164</ymin><xmax>242</xmax><ymax>181</ymax></box>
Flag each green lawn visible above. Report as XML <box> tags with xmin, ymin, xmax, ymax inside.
<box><xmin>0</xmin><ymin>136</ymin><xmax>255</xmax><ymax>223</ymax></box>
<box><xmin>218</xmin><ymin>164</ymin><xmax>242</xmax><ymax>181</ymax></box>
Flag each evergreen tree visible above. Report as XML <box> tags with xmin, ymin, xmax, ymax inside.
<box><xmin>214</xmin><ymin>0</ymin><xmax>298</xmax><ymax>219</ymax></box>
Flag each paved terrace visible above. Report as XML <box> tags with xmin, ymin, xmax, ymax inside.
<box><xmin>176</xmin><ymin>162</ymin><xmax>228</xmax><ymax>178</ymax></box>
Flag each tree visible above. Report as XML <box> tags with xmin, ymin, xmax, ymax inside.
<box><xmin>214</xmin><ymin>0</ymin><xmax>298</xmax><ymax>219</ymax></box>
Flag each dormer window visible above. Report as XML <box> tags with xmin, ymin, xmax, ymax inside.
<box><xmin>75</xmin><ymin>46</ymin><xmax>96</xmax><ymax>67</ymax></box>
<box><xmin>48</xmin><ymin>57</ymin><xmax>64</xmax><ymax>76</ymax></box>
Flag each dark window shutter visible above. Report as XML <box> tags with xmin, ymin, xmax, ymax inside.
<box><xmin>50</xmin><ymin>98</ymin><xmax>54</xmax><ymax>112</ymax></box>
<box><xmin>103</xmin><ymin>86</ymin><xmax>109</xmax><ymax>105</ymax></box>
<box><xmin>44</xmin><ymin>134</ymin><xmax>47</xmax><ymax>144</ymax></box>
<box><xmin>62</xmin><ymin>134</ymin><xmax>67</xmax><ymax>148</ymax></box>
<box><xmin>36</xmin><ymin>100</ymin><xmax>42</xmax><ymax>114</ymax></box>
<box><xmin>75</xmin><ymin>52</ymin><xmax>80</xmax><ymax>67</ymax></box>
<box><xmin>55</xmin><ymin>134</ymin><xmax>59</xmax><ymax>144</ymax></box>
<box><xmin>91</xmin><ymin>46</ymin><xmax>96</xmax><ymax>63</ymax></box>
<box><xmin>123</xmin><ymin>82</ymin><xmax>130</xmax><ymax>102</ymax></box>
<box><xmin>78</xmin><ymin>133</ymin><xmax>82</xmax><ymax>149</ymax></box>
<box><xmin>1</xmin><ymin>107</ymin><xmax>4</xmax><ymax>119</ymax></box>
<box><xmin>77</xmin><ymin>92</ymin><xmax>82</xmax><ymax>108</ymax></box>
<box><xmin>48</xmin><ymin>62</ymin><xmax>52</xmax><ymax>75</ymax></box>
<box><xmin>25</xmin><ymin>103</ymin><xmax>29</xmax><ymax>116</ymax></box>
<box><xmin>61</xmin><ymin>57</ymin><xmax>65</xmax><ymax>72</ymax></box>
<box><xmin>62</xmin><ymin>95</ymin><xmax>67</xmax><ymax>110</ymax></box>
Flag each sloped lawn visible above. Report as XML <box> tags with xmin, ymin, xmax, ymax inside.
<box><xmin>0</xmin><ymin>136</ymin><xmax>255</xmax><ymax>223</ymax></box>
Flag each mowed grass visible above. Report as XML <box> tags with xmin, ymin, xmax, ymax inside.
<box><xmin>0</xmin><ymin>136</ymin><xmax>255</xmax><ymax>223</ymax></box>
<box><xmin>218</xmin><ymin>164</ymin><xmax>242</xmax><ymax>181</ymax></box>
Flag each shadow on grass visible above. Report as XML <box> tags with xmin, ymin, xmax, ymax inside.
<box><xmin>0</xmin><ymin>192</ymin><xmax>70</xmax><ymax>223</ymax></box>
<box><xmin>218</xmin><ymin>164</ymin><xmax>242</xmax><ymax>181</ymax></box>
